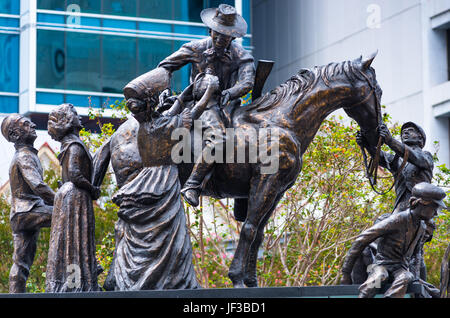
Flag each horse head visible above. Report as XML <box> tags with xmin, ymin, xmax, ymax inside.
<box><xmin>342</xmin><ymin>51</ymin><xmax>382</xmax><ymax>148</ymax></box>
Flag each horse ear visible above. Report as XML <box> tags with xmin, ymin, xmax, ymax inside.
<box><xmin>361</xmin><ymin>50</ymin><xmax>378</xmax><ymax>70</ymax></box>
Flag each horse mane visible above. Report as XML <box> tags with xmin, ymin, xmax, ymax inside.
<box><xmin>246</xmin><ymin>59</ymin><xmax>370</xmax><ymax>113</ymax></box>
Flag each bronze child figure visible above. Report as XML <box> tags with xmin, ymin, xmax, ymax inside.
<box><xmin>45</xmin><ymin>104</ymin><xmax>101</xmax><ymax>292</ymax></box>
<box><xmin>341</xmin><ymin>182</ymin><xmax>446</xmax><ymax>298</ymax></box>
<box><xmin>1</xmin><ymin>114</ymin><xmax>55</xmax><ymax>293</ymax></box>
<box><xmin>357</xmin><ymin>122</ymin><xmax>433</xmax><ymax>213</ymax></box>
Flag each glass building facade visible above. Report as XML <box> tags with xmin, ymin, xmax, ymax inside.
<box><xmin>0</xmin><ymin>0</ymin><xmax>252</xmax><ymax>118</ymax></box>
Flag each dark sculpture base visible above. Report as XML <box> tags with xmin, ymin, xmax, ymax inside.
<box><xmin>0</xmin><ymin>283</ymin><xmax>424</xmax><ymax>298</ymax></box>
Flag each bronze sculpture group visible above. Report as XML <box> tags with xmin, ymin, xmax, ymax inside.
<box><xmin>1</xmin><ymin>4</ymin><xmax>448</xmax><ymax>297</ymax></box>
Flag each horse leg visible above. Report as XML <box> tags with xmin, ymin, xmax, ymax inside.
<box><xmin>243</xmin><ymin>192</ymin><xmax>284</xmax><ymax>287</ymax></box>
<box><xmin>228</xmin><ymin>174</ymin><xmax>282</xmax><ymax>287</ymax></box>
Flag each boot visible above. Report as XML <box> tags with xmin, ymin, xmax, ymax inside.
<box><xmin>181</xmin><ymin>159</ymin><xmax>214</xmax><ymax>207</ymax></box>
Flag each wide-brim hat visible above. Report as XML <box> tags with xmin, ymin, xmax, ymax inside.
<box><xmin>412</xmin><ymin>182</ymin><xmax>448</xmax><ymax>210</ymax></box>
<box><xmin>401</xmin><ymin>122</ymin><xmax>426</xmax><ymax>147</ymax></box>
<box><xmin>201</xmin><ymin>4</ymin><xmax>247</xmax><ymax>38</ymax></box>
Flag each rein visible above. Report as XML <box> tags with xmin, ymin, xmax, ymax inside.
<box><xmin>356</xmin><ymin>73</ymin><xmax>409</xmax><ymax>196</ymax></box>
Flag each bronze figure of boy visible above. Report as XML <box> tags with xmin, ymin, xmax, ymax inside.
<box><xmin>341</xmin><ymin>182</ymin><xmax>446</xmax><ymax>298</ymax></box>
<box><xmin>358</xmin><ymin>121</ymin><xmax>433</xmax><ymax>213</ymax></box>
<box><xmin>1</xmin><ymin>114</ymin><xmax>55</xmax><ymax>293</ymax></box>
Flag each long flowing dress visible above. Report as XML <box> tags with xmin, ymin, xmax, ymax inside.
<box><xmin>46</xmin><ymin>137</ymin><xmax>99</xmax><ymax>292</ymax></box>
<box><xmin>111</xmin><ymin>113</ymin><xmax>199</xmax><ymax>290</ymax></box>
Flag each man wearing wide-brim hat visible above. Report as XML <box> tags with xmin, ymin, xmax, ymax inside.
<box><xmin>158</xmin><ymin>4</ymin><xmax>255</xmax><ymax>207</ymax></box>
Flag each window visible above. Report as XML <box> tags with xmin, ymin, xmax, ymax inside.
<box><xmin>0</xmin><ymin>0</ymin><xmax>20</xmax><ymax>15</ymax></box>
<box><xmin>37</xmin><ymin>0</ymin><xmax>238</xmax><ymax>23</ymax></box>
<box><xmin>0</xmin><ymin>96</ymin><xmax>18</xmax><ymax>113</ymax></box>
<box><xmin>103</xmin><ymin>0</ymin><xmax>136</xmax><ymax>17</ymax></box>
<box><xmin>0</xmin><ymin>34</ymin><xmax>19</xmax><ymax>93</ymax></box>
<box><xmin>37</xmin><ymin>30</ymin><xmax>66</xmax><ymax>90</ymax></box>
<box><xmin>447</xmin><ymin>29</ymin><xmax>450</xmax><ymax>81</ymax></box>
<box><xmin>37</xmin><ymin>30</ymin><xmax>191</xmax><ymax>94</ymax></box>
<box><xmin>65</xmin><ymin>32</ymin><xmax>102</xmax><ymax>92</ymax></box>
<box><xmin>102</xmin><ymin>35</ymin><xmax>136</xmax><ymax>93</ymax></box>
<box><xmin>137</xmin><ymin>38</ymin><xmax>190</xmax><ymax>93</ymax></box>
<box><xmin>38</xmin><ymin>0</ymin><xmax>100</xmax><ymax>13</ymax></box>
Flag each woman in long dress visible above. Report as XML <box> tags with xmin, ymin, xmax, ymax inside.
<box><xmin>111</xmin><ymin>66</ymin><xmax>219</xmax><ymax>290</ymax></box>
<box><xmin>46</xmin><ymin>104</ymin><xmax>101</xmax><ymax>292</ymax></box>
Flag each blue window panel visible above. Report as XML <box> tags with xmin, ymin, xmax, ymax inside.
<box><xmin>242</xmin><ymin>0</ymin><xmax>251</xmax><ymax>33</ymax></box>
<box><xmin>102</xmin><ymin>35</ymin><xmax>137</xmax><ymax>94</ymax></box>
<box><xmin>0</xmin><ymin>17</ymin><xmax>19</xmax><ymax>27</ymax></box>
<box><xmin>0</xmin><ymin>33</ymin><xmax>19</xmax><ymax>93</ymax></box>
<box><xmin>38</xmin><ymin>0</ymin><xmax>101</xmax><ymax>14</ymax></box>
<box><xmin>138</xmin><ymin>0</ymin><xmax>172</xmax><ymax>20</ymax></box>
<box><xmin>36</xmin><ymin>92</ymin><xmax>64</xmax><ymax>105</ymax></box>
<box><xmin>207</xmin><ymin>0</ymin><xmax>235</xmax><ymax>10</ymax></box>
<box><xmin>0</xmin><ymin>95</ymin><xmax>18</xmax><ymax>113</ymax></box>
<box><xmin>65</xmin><ymin>94</ymin><xmax>100</xmax><ymax>108</ymax></box>
<box><xmin>0</xmin><ymin>0</ymin><xmax>19</xmax><ymax>15</ymax></box>
<box><xmin>138</xmin><ymin>21</ymin><xmax>172</xmax><ymax>33</ymax></box>
<box><xmin>37</xmin><ymin>13</ymin><xmax>65</xmax><ymax>24</ymax></box>
<box><xmin>243</xmin><ymin>37</ymin><xmax>251</xmax><ymax>47</ymax></box>
<box><xmin>81</xmin><ymin>16</ymin><xmax>101</xmax><ymax>27</ymax></box>
<box><xmin>37</xmin><ymin>0</ymin><xmax>65</xmax><ymax>11</ymax></box>
<box><xmin>36</xmin><ymin>30</ymin><xmax>65</xmax><ymax>90</ymax></box>
<box><xmin>103</xmin><ymin>18</ymin><xmax>136</xmax><ymax>31</ymax></box>
<box><xmin>173</xmin><ymin>24</ymin><xmax>208</xmax><ymax>37</ymax></box>
<box><xmin>137</xmin><ymin>38</ymin><xmax>190</xmax><ymax>93</ymax></box>
<box><xmin>38</xmin><ymin>14</ymin><xmax>101</xmax><ymax>28</ymax></box>
<box><xmin>65</xmin><ymin>31</ymin><xmax>102</xmax><ymax>92</ymax></box>
<box><xmin>103</xmin><ymin>0</ymin><xmax>136</xmax><ymax>17</ymax></box>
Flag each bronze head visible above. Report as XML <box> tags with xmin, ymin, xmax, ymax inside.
<box><xmin>1</xmin><ymin>114</ymin><xmax>37</xmax><ymax>145</ymax></box>
<box><xmin>201</xmin><ymin>4</ymin><xmax>247</xmax><ymax>38</ymax></box>
<box><xmin>410</xmin><ymin>182</ymin><xmax>447</xmax><ymax>219</ymax></box>
<box><xmin>47</xmin><ymin>103</ymin><xmax>82</xmax><ymax>141</ymax></box>
<box><xmin>401</xmin><ymin>122</ymin><xmax>426</xmax><ymax>149</ymax></box>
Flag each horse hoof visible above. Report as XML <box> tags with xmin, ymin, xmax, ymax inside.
<box><xmin>232</xmin><ymin>281</ymin><xmax>246</xmax><ymax>288</ymax></box>
<box><xmin>244</xmin><ymin>277</ymin><xmax>258</xmax><ymax>288</ymax></box>
<box><xmin>228</xmin><ymin>271</ymin><xmax>245</xmax><ymax>288</ymax></box>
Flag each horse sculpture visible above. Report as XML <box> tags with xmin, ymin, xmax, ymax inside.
<box><xmin>94</xmin><ymin>52</ymin><xmax>383</xmax><ymax>289</ymax></box>
<box><xmin>175</xmin><ymin>52</ymin><xmax>384</xmax><ymax>287</ymax></box>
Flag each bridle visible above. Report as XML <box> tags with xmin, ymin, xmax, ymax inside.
<box><xmin>355</xmin><ymin>72</ymin><xmax>409</xmax><ymax>196</ymax></box>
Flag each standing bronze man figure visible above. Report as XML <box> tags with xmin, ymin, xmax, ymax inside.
<box><xmin>158</xmin><ymin>3</ymin><xmax>255</xmax><ymax>207</ymax></box>
<box><xmin>1</xmin><ymin>114</ymin><xmax>55</xmax><ymax>293</ymax></box>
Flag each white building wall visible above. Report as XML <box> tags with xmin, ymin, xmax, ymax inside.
<box><xmin>252</xmin><ymin>0</ymin><xmax>450</xmax><ymax>166</ymax></box>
